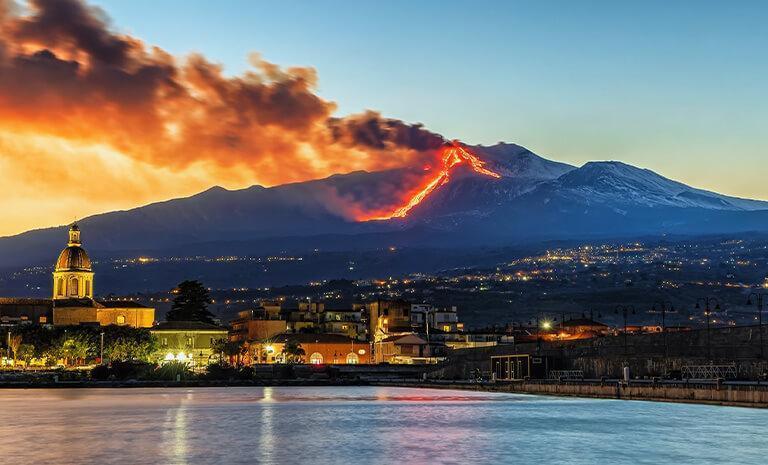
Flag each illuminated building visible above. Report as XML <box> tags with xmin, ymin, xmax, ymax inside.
<box><xmin>151</xmin><ymin>321</ymin><xmax>228</xmax><ymax>367</ymax></box>
<box><xmin>229</xmin><ymin>306</ymin><xmax>287</xmax><ymax>343</ymax></box>
<box><xmin>320</xmin><ymin>308</ymin><xmax>367</xmax><ymax>340</ymax></box>
<box><xmin>373</xmin><ymin>333</ymin><xmax>431</xmax><ymax>364</ymax></box>
<box><xmin>52</xmin><ymin>224</ymin><xmax>94</xmax><ymax>300</ymax></box>
<box><xmin>366</xmin><ymin>299</ymin><xmax>412</xmax><ymax>342</ymax></box>
<box><xmin>410</xmin><ymin>304</ymin><xmax>465</xmax><ymax>333</ymax></box>
<box><xmin>0</xmin><ymin>224</ymin><xmax>155</xmax><ymax>327</ymax></box>
<box><xmin>268</xmin><ymin>333</ymin><xmax>370</xmax><ymax>364</ymax></box>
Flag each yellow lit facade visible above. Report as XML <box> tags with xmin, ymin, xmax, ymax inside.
<box><xmin>52</xmin><ymin>224</ymin><xmax>94</xmax><ymax>300</ymax></box>
<box><xmin>50</xmin><ymin>224</ymin><xmax>155</xmax><ymax>327</ymax></box>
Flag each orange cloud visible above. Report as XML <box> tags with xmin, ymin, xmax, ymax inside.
<box><xmin>0</xmin><ymin>0</ymin><xmax>444</xmax><ymax>236</ymax></box>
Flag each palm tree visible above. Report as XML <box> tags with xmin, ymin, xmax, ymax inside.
<box><xmin>282</xmin><ymin>339</ymin><xmax>305</xmax><ymax>364</ymax></box>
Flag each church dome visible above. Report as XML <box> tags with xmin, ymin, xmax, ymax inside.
<box><xmin>54</xmin><ymin>223</ymin><xmax>92</xmax><ymax>271</ymax></box>
<box><xmin>55</xmin><ymin>246</ymin><xmax>92</xmax><ymax>271</ymax></box>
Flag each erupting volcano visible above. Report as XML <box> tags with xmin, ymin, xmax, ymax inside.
<box><xmin>363</xmin><ymin>142</ymin><xmax>501</xmax><ymax>221</ymax></box>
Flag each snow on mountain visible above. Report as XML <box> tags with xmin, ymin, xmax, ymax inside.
<box><xmin>551</xmin><ymin>161</ymin><xmax>768</xmax><ymax>211</ymax></box>
<box><xmin>472</xmin><ymin>143</ymin><xmax>575</xmax><ymax>180</ymax></box>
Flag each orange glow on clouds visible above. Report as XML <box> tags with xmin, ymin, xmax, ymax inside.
<box><xmin>0</xmin><ymin>0</ymin><xmax>443</xmax><ymax>236</ymax></box>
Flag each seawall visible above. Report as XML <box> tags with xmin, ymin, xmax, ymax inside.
<box><xmin>381</xmin><ymin>379</ymin><xmax>768</xmax><ymax>408</ymax></box>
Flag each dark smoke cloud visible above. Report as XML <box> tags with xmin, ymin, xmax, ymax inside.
<box><xmin>0</xmin><ymin>0</ymin><xmax>445</xmax><ymax>186</ymax></box>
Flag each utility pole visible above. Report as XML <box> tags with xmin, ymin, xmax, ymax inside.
<box><xmin>747</xmin><ymin>293</ymin><xmax>765</xmax><ymax>359</ymax></box>
<box><xmin>696</xmin><ymin>297</ymin><xmax>720</xmax><ymax>360</ymax></box>
<box><xmin>615</xmin><ymin>305</ymin><xmax>635</xmax><ymax>355</ymax></box>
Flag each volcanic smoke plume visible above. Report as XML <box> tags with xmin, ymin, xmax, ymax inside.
<box><xmin>0</xmin><ymin>0</ymin><xmax>448</xmax><ymax>234</ymax></box>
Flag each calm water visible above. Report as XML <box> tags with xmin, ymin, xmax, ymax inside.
<box><xmin>0</xmin><ymin>386</ymin><xmax>766</xmax><ymax>465</ymax></box>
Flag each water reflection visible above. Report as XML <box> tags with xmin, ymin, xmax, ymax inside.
<box><xmin>0</xmin><ymin>387</ymin><xmax>765</xmax><ymax>465</ymax></box>
<box><xmin>163</xmin><ymin>394</ymin><xmax>189</xmax><ymax>464</ymax></box>
<box><xmin>259</xmin><ymin>386</ymin><xmax>275</xmax><ymax>464</ymax></box>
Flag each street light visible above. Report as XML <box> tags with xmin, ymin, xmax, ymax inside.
<box><xmin>746</xmin><ymin>292</ymin><xmax>766</xmax><ymax>359</ymax></box>
<box><xmin>695</xmin><ymin>297</ymin><xmax>720</xmax><ymax>360</ymax></box>
<box><xmin>528</xmin><ymin>314</ymin><xmax>556</xmax><ymax>352</ymax></box>
<box><xmin>650</xmin><ymin>301</ymin><xmax>675</xmax><ymax>358</ymax></box>
<box><xmin>615</xmin><ymin>305</ymin><xmax>635</xmax><ymax>355</ymax></box>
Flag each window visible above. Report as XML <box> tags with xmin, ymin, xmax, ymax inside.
<box><xmin>69</xmin><ymin>277</ymin><xmax>79</xmax><ymax>296</ymax></box>
<box><xmin>309</xmin><ymin>352</ymin><xmax>323</xmax><ymax>365</ymax></box>
<box><xmin>161</xmin><ymin>337</ymin><xmax>168</xmax><ymax>347</ymax></box>
<box><xmin>85</xmin><ymin>280</ymin><xmax>91</xmax><ymax>296</ymax></box>
<box><xmin>346</xmin><ymin>353</ymin><xmax>359</xmax><ymax>364</ymax></box>
<box><xmin>57</xmin><ymin>278</ymin><xmax>64</xmax><ymax>296</ymax></box>
<box><xmin>116</xmin><ymin>315</ymin><xmax>126</xmax><ymax>325</ymax></box>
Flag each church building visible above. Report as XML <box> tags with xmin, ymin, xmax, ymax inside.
<box><xmin>0</xmin><ymin>224</ymin><xmax>155</xmax><ymax>327</ymax></box>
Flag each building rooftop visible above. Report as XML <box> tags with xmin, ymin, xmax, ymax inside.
<box><xmin>98</xmin><ymin>300</ymin><xmax>151</xmax><ymax>309</ymax></box>
<box><xmin>274</xmin><ymin>332</ymin><xmax>358</xmax><ymax>344</ymax></box>
<box><xmin>0</xmin><ymin>298</ymin><xmax>53</xmax><ymax>306</ymax></box>
<box><xmin>153</xmin><ymin>321</ymin><xmax>227</xmax><ymax>331</ymax></box>
<box><xmin>381</xmin><ymin>334</ymin><xmax>427</xmax><ymax>344</ymax></box>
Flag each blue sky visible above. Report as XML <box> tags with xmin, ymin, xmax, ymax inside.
<box><xmin>93</xmin><ymin>0</ymin><xmax>768</xmax><ymax>199</ymax></box>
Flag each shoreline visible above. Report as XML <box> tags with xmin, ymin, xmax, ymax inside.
<box><xmin>374</xmin><ymin>380</ymin><xmax>768</xmax><ymax>409</ymax></box>
<box><xmin>1</xmin><ymin>378</ymin><xmax>767</xmax><ymax>409</ymax></box>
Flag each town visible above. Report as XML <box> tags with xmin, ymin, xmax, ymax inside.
<box><xmin>1</xmin><ymin>224</ymin><xmax>767</xmax><ymax>403</ymax></box>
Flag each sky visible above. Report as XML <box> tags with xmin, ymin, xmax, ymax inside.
<box><xmin>1</xmin><ymin>0</ymin><xmax>767</xmax><ymax>236</ymax></box>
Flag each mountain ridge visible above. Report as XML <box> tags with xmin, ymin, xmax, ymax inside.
<box><xmin>1</xmin><ymin>142</ymin><xmax>767</xmax><ymax>270</ymax></box>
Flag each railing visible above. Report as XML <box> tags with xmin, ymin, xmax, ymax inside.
<box><xmin>548</xmin><ymin>370</ymin><xmax>584</xmax><ymax>380</ymax></box>
<box><xmin>681</xmin><ymin>364</ymin><xmax>738</xmax><ymax>380</ymax></box>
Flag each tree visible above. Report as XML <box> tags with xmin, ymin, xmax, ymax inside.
<box><xmin>62</xmin><ymin>336</ymin><xmax>92</xmax><ymax>366</ymax></box>
<box><xmin>166</xmin><ymin>280</ymin><xmax>215</xmax><ymax>323</ymax></box>
<box><xmin>282</xmin><ymin>339</ymin><xmax>305</xmax><ymax>364</ymax></box>
<box><xmin>103</xmin><ymin>327</ymin><xmax>157</xmax><ymax>362</ymax></box>
<box><xmin>9</xmin><ymin>334</ymin><xmax>21</xmax><ymax>362</ymax></box>
<box><xmin>212</xmin><ymin>338</ymin><xmax>243</xmax><ymax>366</ymax></box>
<box><xmin>16</xmin><ymin>344</ymin><xmax>34</xmax><ymax>369</ymax></box>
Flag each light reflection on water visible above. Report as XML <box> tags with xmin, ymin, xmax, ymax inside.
<box><xmin>0</xmin><ymin>386</ymin><xmax>766</xmax><ymax>465</ymax></box>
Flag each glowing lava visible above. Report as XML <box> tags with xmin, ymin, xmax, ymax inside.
<box><xmin>368</xmin><ymin>143</ymin><xmax>501</xmax><ymax>220</ymax></box>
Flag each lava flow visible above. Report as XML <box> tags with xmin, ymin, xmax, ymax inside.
<box><xmin>366</xmin><ymin>143</ymin><xmax>501</xmax><ymax>220</ymax></box>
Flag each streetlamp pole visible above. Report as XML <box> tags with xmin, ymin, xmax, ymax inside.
<box><xmin>695</xmin><ymin>297</ymin><xmax>720</xmax><ymax>360</ymax></box>
<box><xmin>651</xmin><ymin>301</ymin><xmax>674</xmax><ymax>358</ymax></box>
<box><xmin>615</xmin><ymin>305</ymin><xmax>635</xmax><ymax>355</ymax></box>
<box><xmin>747</xmin><ymin>293</ymin><xmax>765</xmax><ymax>359</ymax></box>
<box><xmin>100</xmin><ymin>331</ymin><xmax>105</xmax><ymax>364</ymax></box>
<box><xmin>529</xmin><ymin>313</ymin><xmax>554</xmax><ymax>353</ymax></box>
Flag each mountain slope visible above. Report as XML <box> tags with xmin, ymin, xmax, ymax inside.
<box><xmin>1</xmin><ymin>143</ymin><xmax>767</xmax><ymax>271</ymax></box>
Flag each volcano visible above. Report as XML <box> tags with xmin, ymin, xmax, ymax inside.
<box><xmin>1</xmin><ymin>142</ymin><xmax>768</xmax><ymax>272</ymax></box>
<box><xmin>361</xmin><ymin>142</ymin><xmax>502</xmax><ymax>221</ymax></box>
